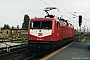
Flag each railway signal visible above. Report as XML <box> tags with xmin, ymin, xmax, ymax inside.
<box><xmin>79</xmin><ymin>15</ymin><xmax>82</xmax><ymax>33</ymax></box>
<box><xmin>79</xmin><ymin>15</ymin><xmax>82</xmax><ymax>26</ymax></box>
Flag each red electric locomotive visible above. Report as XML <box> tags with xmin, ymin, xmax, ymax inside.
<box><xmin>28</xmin><ymin>7</ymin><xmax>74</xmax><ymax>51</ymax></box>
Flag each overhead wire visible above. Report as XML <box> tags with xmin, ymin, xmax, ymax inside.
<box><xmin>51</xmin><ymin>0</ymin><xmax>90</xmax><ymax>22</ymax></box>
<box><xmin>40</xmin><ymin>0</ymin><xmax>76</xmax><ymax>21</ymax></box>
<box><xmin>51</xmin><ymin>0</ymin><xmax>79</xmax><ymax>17</ymax></box>
<box><xmin>40</xmin><ymin>0</ymin><xmax>51</xmax><ymax>6</ymax></box>
<box><xmin>40</xmin><ymin>0</ymin><xmax>90</xmax><ymax>23</ymax></box>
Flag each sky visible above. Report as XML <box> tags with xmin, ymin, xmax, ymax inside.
<box><xmin>0</xmin><ymin>0</ymin><xmax>90</xmax><ymax>30</ymax></box>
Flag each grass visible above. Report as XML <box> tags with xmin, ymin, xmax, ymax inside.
<box><xmin>80</xmin><ymin>36</ymin><xmax>90</xmax><ymax>42</ymax></box>
<box><xmin>84</xmin><ymin>38</ymin><xmax>90</xmax><ymax>42</ymax></box>
<box><xmin>84</xmin><ymin>40</ymin><xmax>90</xmax><ymax>42</ymax></box>
<box><xmin>8</xmin><ymin>36</ymin><xmax>28</xmax><ymax>44</ymax></box>
<box><xmin>13</xmin><ymin>39</ymin><xmax>28</xmax><ymax>44</ymax></box>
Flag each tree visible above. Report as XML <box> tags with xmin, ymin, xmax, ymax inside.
<box><xmin>22</xmin><ymin>14</ymin><xmax>30</xmax><ymax>29</ymax></box>
<box><xmin>3</xmin><ymin>24</ymin><xmax>10</xmax><ymax>29</ymax></box>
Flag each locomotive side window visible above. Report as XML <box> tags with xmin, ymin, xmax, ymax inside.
<box><xmin>42</xmin><ymin>21</ymin><xmax>52</xmax><ymax>29</ymax></box>
<box><xmin>30</xmin><ymin>21</ymin><xmax>40</xmax><ymax>29</ymax></box>
<box><xmin>57</xmin><ymin>22</ymin><xmax>60</xmax><ymax>29</ymax></box>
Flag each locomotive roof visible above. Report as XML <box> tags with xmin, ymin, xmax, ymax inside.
<box><xmin>30</xmin><ymin>18</ymin><xmax>60</xmax><ymax>21</ymax></box>
<box><xmin>31</xmin><ymin>18</ymin><xmax>55</xmax><ymax>20</ymax></box>
<box><xmin>30</xmin><ymin>18</ymin><xmax>66</xmax><ymax>24</ymax></box>
<box><xmin>30</xmin><ymin>18</ymin><xmax>74</xmax><ymax>27</ymax></box>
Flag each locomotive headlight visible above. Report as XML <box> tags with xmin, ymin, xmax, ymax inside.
<box><xmin>49</xmin><ymin>38</ymin><xmax>52</xmax><ymax>41</ymax></box>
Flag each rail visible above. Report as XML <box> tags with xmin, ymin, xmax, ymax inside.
<box><xmin>0</xmin><ymin>44</ymin><xmax>27</xmax><ymax>55</ymax></box>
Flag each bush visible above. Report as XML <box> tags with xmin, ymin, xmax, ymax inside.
<box><xmin>11</xmin><ymin>36</ymin><xmax>17</xmax><ymax>40</ymax></box>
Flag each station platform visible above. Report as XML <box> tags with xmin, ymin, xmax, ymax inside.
<box><xmin>41</xmin><ymin>42</ymin><xmax>90</xmax><ymax>60</ymax></box>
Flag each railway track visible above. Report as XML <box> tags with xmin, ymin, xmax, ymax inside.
<box><xmin>0</xmin><ymin>43</ymin><xmax>45</xmax><ymax>60</ymax></box>
<box><xmin>0</xmin><ymin>49</ymin><xmax>46</xmax><ymax>60</ymax></box>
<box><xmin>0</xmin><ymin>44</ymin><xmax>29</xmax><ymax>60</ymax></box>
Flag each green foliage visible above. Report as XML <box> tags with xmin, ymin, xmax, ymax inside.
<box><xmin>84</xmin><ymin>40</ymin><xmax>90</xmax><ymax>42</ymax></box>
<box><xmin>21</xmin><ymin>40</ymin><xmax>28</xmax><ymax>44</ymax></box>
<box><xmin>3</xmin><ymin>24</ymin><xmax>10</xmax><ymax>29</ymax></box>
<box><xmin>11</xmin><ymin>36</ymin><xmax>17</xmax><ymax>39</ymax></box>
<box><xmin>79</xmin><ymin>34</ymin><xmax>90</xmax><ymax>42</ymax></box>
<box><xmin>22</xmin><ymin>14</ymin><xmax>30</xmax><ymax>29</ymax></box>
<box><xmin>84</xmin><ymin>35</ymin><xmax>90</xmax><ymax>42</ymax></box>
<box><xmin>74</xmin><ymin>29</ymin><xmax>78</xmax><ymax>34</ymax></box>
<box><xmin>13</xmin><ymin>39</ymin><xmax>28</xmax><ymax>44</ymax></box>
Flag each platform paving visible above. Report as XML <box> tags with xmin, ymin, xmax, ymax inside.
<box><xmin>48</xmin><ymin>42</ymin><xmax>90</xmax><ymax>60</ymax></box>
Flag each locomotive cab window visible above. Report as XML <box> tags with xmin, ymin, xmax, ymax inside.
<box><xmin>30</xmin><ymin>21</ymin><xmax>40</xmax><ymax>29</ymax></box>
<box><xmin>42</xmin><ymin>21</ymin><xmax>52</xmax><ymax>29</ymax></box>
<box><xmin>30</xmin><ymin>21</ymin><xmax>52</xmax><ymax>29</ymax></box>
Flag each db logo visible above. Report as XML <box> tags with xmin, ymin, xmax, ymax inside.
<box><xmin>38</xmin><ymin>33</ymin><xmax>42</xmax><ymax>36</ymax></box>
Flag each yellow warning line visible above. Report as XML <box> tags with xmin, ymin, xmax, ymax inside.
<box><xmin>39</xmin><ymin>41</ymin><xmax>75</xmax><ymax>60</ymax></box>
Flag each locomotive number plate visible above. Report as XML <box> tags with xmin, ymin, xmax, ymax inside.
<box><xmin>38</xmin><ymin>33</ymin><xmax>43</xmax><ymax>36</ymax></box>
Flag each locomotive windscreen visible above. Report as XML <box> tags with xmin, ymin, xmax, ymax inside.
<box><xmin>30</xmin><ymin>21</ymin><xmax>52</xmax><ymax>29</ymax></box>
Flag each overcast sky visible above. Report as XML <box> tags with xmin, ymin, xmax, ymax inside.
<box><xmin>0</xmin><ymin>0</ymin><xmax>90</xmax><ymax>29</ymax></box>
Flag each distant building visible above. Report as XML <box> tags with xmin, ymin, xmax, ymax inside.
<box><xmin>1</xmin><ymin>28</ymin><xmax>28</xmax><ymax>39</ymax></box>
